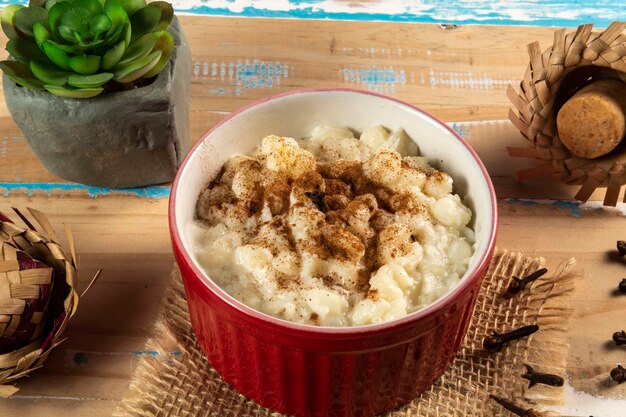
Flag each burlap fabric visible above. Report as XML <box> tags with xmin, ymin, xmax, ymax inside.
<box><xmin>114</xmin><ymin>250</ymin><xmax>576</xmax><ymax>417</ymax></box>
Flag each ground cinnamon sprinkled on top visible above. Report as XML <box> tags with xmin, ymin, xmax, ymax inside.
<box><xmin>192</xmin><ymin>126</ymin><xmax>475</xmax><ymax>327</ymax></box>
<box><xmin>198</xmin><ymin>152</ymin><xmax>438</xmax><ymax>271</ymax></box>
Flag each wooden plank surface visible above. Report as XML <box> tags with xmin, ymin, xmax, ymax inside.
<box><xmin>0</xmin><ymin>196</ymin><xmax>171</xmax><ymax>416</ymax></box>
<box><xmin>3</xmin><ymin>0</ymin><xmax>625</xmax><ymax>27</ymax></box>
<box><xmin>0</xmin><ymin>14</ymin><xmax>624</xmax><ymax>417</ymax></box>
<box><xmin>0</xmin><ymin>17</ymin><xmax>594</xmax><ymax>199</ymax></box>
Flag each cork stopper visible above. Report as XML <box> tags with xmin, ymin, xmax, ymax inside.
<box><xmin>507</xmin><ymin>23</ymin><xmax>626</xmax><ymax>206</ymax></box>
<box><xmin>556</xmin><ymin>79</ymin><xmax>626</xmax><ymax>159</ymax></box>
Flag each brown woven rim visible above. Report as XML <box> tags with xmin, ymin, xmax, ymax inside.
<box><xmin>508</xmin><ymin>21</ymin><xmax>626</xmax><ymax>206</ymax></box>
<box><xmin>0</xmin><ymin>208</ymin><xmax>97</xmax><ymax>397</ymax></box>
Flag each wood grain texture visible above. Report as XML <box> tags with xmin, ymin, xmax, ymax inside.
<box><xmin>0</xmin><ymin>16</ymin><xmax>596</xmax><ymax>201</ymax></box>
<box><xmin>0</xmin><ymin>197</ymin><xmax>171</xmax><ymax>417</ymax></box>
<box><xmin>0</xmin><ymin>14</ymin><xmax>624</xmax><ymax>417</ymax></box>
<box><xmin>1</xmin><ymin>0</ymin><xmax>623</xmax><ymax>27</ymax></box>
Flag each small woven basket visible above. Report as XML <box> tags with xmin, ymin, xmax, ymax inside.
<box><xmin>508</xmin><ymin>21</ymin><xmax>626</xmax><ymax>206</ymax></box>
<box><xmin>0</xmin><ymin>208</ymin><xmax>91</xmax><ymax>397</ymax></box>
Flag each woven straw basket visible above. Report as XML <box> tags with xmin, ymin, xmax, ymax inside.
<box><xmin>508</xmin><ymin>21</ymin><xmax>626</xmax><ymax>206</ymax></box>
<box><xmin>0</xmin><ymin>208</ymin><xmax>89</xmax><ymax>397</ymax></box>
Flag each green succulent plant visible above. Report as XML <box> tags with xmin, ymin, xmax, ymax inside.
<box><xmin>0</xmin><ymin>0</ymin><xmax>175</xmax><ymax>98</ymax></box>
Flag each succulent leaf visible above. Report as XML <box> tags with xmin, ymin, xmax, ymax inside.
<box><xmin>44</xmin><ymin>84</ymin><xmax>104</xmax><ymax>98</ymax></box>
<box><xmin>142</xmin><ymin>30</ymin><xmax>172</xmax><ymax>78</ymax></box>
<box><xmin>103</xmin><ymin>2</ymin><xmax>127</xmax><ymax>30</ymax></box>
<box><xmin>88</xmin><ymin>13</ymin><xmax>111</xmax><ymax>38</ymax></box>
<box><xmin>57</xmin><ymin>23</ymin><xmax>76</xmax><ymax>42</ymax></box>
<box><xmin>6</xmin><ymin>38</ymin><xmax>48</xmax><ymax>63</ymax></box>
<box><xmin>129</xmin><ymin>4</ymin><xmax>160</xmax><ymax>39</ymax></box>
<box><xmin>113</xmin><ymin>48</ymin><xmax>160</xmax><ymax>83</ymax></box>
<box><xmin>47</xmin><ymin>1</ymin><xmax>71</xmax><ymax>36</ymax></box>
<box><xmin>46</xmin><ymin>39</ymin><xmax>76</xmax><ymax>53</ymax></box>
<box><xmin>33</xmin><ymin>22</ymin><xmax>51</xmax><ymax>49</ymax></box>
<box><xmin>149</xmin><ymin>1</ymin><xmax>172</xmax><ymax>31</ymax></box>
<box><xmin>123</xmin><ymin>18</ymin><xmax>131</xmax><ymax>45</ymax></box>
<box><xmin>42</xmin><ymin>40</ymin><xmax>70</xmax><ymax>69</ymax></box>
<box><xmin>100</xmin><ymin>38</ymin><xmax>125</xmax><ymax>69</ymax></box>
<box><xmin>106</xmin><ymin>0</ymin><xmax>146</xmax><ymax>17</ymax></box>
<box><xmin>98</xmin><ymin>17</ymin><xmax>126</xmax><ymax>51</ymax></box>
<box><xmin>45</xmin><ymin>0</ymin><xmax>63</xmax><ymax>11</ymax></box>
<box><xmin>0</xmin><ymin>60</ymin><xmax>45</xmax><ymax>90</ymax></box>
<box><xmin>1</xmin><ymin>5</ymin><xmax>26</xmax><ymax>40</ymax></box>
<box><xmin>68</xmin><ymin>54</ymin><xmax>100</xmax><ymax>74</ymax></box>
<box><xmin>118</xmin><ymin>32</ymin><xmax>154</xmax><ymax>65</ymax></box>
<box><xmin>59</xmin><ymin>8</ymin><xmax>91</xmax><ymax>42</ymax></box>
<box><xmin>67</xmin><ymin>72</ymin><xmax>112</xmax><ymax>87</ymax></box>
<box><xmin>74</xmin><ymin>0</ymin><xmax>104</xmax><ymax>17</ymax></box>
<box><xmin>0</xmin><ymin>0</ymin><xmax>174</xmax><ymax>95</ymax></box>
<box><xmin>30</xmin><ymin>59</ymin><xmax>70</xmax><ymax>85</ymax></box>
<box><xmin>29</xmin><ymin>0</ymin><xmax>48</xmax><ymax>7</ymax></box>
<box><xmin>14</xmin><ymin>6</ymin><xmax>48</xmax><ymax>39</ymax></box>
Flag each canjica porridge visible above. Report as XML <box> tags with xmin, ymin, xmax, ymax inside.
<box><xmin>190</xmin><ymin>126</ymin><xmax>475</xmax><ymax>327</ymax></box>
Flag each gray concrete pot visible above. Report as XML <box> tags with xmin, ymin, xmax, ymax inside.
<box><xmin>3</xmin><ymin>17</ymin><xmax>191</xmax><ymax>188</ymax></box>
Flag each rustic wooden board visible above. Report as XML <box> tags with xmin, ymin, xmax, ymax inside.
<box><xmin>0</xmin><ymin>196</ymin><xmax>171</xmax><ymax>416</ymax></box>
<box><xmin>3</xmin><ymin>0</ymin><xmax>626</xmax><ymax>27</ymax></box>
<box><xmin>0</xmin><ymin>14</ymin><xmax>624</xmax><ymax>417</ymax></box>
<box><xmin>0</xmin><ymin>193</ymin><xmax>625</xmax><ymax>415</ymax></box>
<box><xmin>0</xmin><ymin>18</ymin><xmax>557</xmax><ymax>189</ymax></box>
<box><xmin>168</xmin><ymin>0</ymin><xmax>626</xmax><ymax>29</ymax></box>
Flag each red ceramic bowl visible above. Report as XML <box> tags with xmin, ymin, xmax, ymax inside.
<box><xmin>169</xmin><ymin>88</ymin><xmax>498</xmax><ymax>417</ymax></box>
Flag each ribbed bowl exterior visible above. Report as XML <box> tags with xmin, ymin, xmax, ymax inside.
<box><xmin>169</xmin><ymin>89</ymin><xmax>498</xmax><ymax>417</ymax></box>
<box><xmin>176</xmin><ymin>246</ymin><xmax>486</xmax><ymax>417</ymax></box>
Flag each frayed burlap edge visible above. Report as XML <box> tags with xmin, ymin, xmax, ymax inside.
<box><xmin>114</xmin><ymin>250</ymin><xmax>577</xmax><ymax>417</ymax></box>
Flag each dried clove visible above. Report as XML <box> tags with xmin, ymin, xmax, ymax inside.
<box><xmin>489</xmin><ymin>395</ymin><xmax>544</xmax><ymax>417</ymax></box>
<box><xmin>506</xmin><ymin>268</ymin><xmax>548</xmax><ymax>295</ymax></box>
<box><xmin>619</xmin><ymin>278</ymin><xmax>626</xmax><ymax>293</ymax></box>
<box><xmin>618</xmin><ymin>240</ymin><xmax>626</xmax><ymax>256</ymax></box>
<box><xmin>612</xmin><ymin>331</ymin><xmax>626</xmax><ymax>346</ymax></box>
<box><xmin>483</xmin><ymin>324</ymin><xmax>539</xmax><ymax>352</ymax></box>
<box><xmin>610</xmin><ymin>364</ymin><xmax>626</xmax><ymax>384</ymax></box>
<box><xmin>305</xmin><ymin>190</ymin><xmax>328</xmax><ymax>213</ymax></box>
<box><xmin>521</xmin><ymin>364</ymin><xmax>564</xmax><ymax>388</ymax></box>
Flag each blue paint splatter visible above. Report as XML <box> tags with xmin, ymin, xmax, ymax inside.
<box><xmin>449</xmin><ymin>122</ymin><xmax>469</xmax><ymax>138</ymax></box>
<box><xmin>193</xmin><ymin>59</ymin><xmax>288</xmax><ymax>96</ymax></box>
<box><xmin>209</xmin><ymin>88</ymin><xmax>229</xmax><ymax>94</ymax></box>
<box><xmin>504</xmin><ymin>198</ymin><xmax>538</xmax><ymax>207</ymax></box>
<box><xmin>185</xmin><ymin>3</ymin><xmax>614</xmax><ymax>28</ymax></box>
<box><xmin>551</xmin><ymin>200</ymin><xmax>582</xmax><ymax>218</ymax></box>
<box><xmin>0</xmin><ymin>182</ymin><xmax>171</xmax><ymax>198</ymax></box>
<box><xmin>341</xmin><ymin>66</ymin><xmax>405</xmax><ymax>94</ymax></box>
<box><xmin>131</xmin><ymin>351</ymin><xmax>182</xmax><ymax>357</ymax></box>
<box><xmin>504</xmin><ymin>198</ymin><xmax>582</xmax><ymax>218</ymax></box>
<box><xmin>0</xmin><ymin>1</ymin><xmax>620</xmax><ymax>27</ymax></box>
<box><xmin>237</xmin><ymin>60</ymin><xmax>282</xmax><ymax>93</ymax></box>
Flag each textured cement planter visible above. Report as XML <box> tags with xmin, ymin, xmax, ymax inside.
<box><xmin>3</xmin><ymin>17</ymin><xmax>191</xmax><ymax>188</ymax></box>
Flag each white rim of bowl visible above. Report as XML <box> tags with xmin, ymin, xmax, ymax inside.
<box><xmin>169</xmin><ymin>87</ymin><xmax>498</xmax><ymax>336</ymax></box>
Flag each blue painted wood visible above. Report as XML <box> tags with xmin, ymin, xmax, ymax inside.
<box><xmin>0</xmin><ymin>180</ymin><xmax>591</xmax><ymax>219</ymax></box>
<box><xmin>0</xmin><ymin>0</ymin><xmax>616</xmax><ymax>27</ymax></box>
<box><xmin>0</xmin><ymin>182</ymin><xmax>171</xmax><ymax>198</ymax></box>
